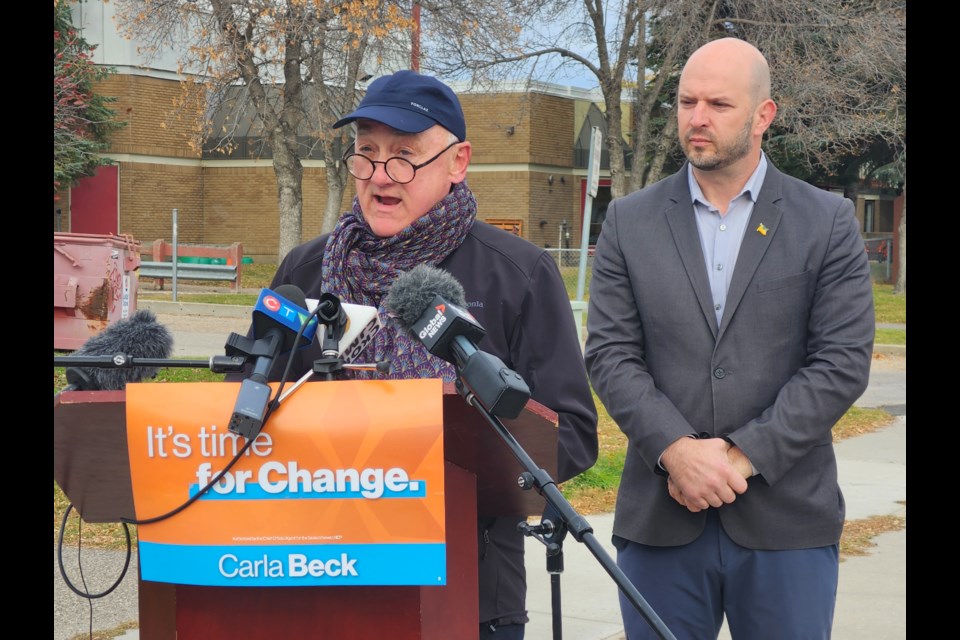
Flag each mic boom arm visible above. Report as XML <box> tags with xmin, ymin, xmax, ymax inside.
<box><xmin>466</xmin><ymin>395</ymin><xmax>677</xmax><ymax>640</ymax></box>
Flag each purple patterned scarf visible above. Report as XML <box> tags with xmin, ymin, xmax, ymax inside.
<box><xmin>321</xmin><ymin>181</ymin><xmax>476</xmax><ymax>380</ymax></box>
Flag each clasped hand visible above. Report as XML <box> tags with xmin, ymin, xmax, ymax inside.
<box><xmin>661</xmin><ymin>437</ymin><xmax>752</xmax><ymax>513</ymax></box>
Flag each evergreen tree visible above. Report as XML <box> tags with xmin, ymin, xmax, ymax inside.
<box><xmin>54</xmin><ymin>0</ymin><xmax>123</xmax><ymax>198</ymax></box>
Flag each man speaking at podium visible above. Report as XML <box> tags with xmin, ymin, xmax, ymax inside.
<box><xmin>263</xmin><ymin>70</ymin><xmax>598</xmax><ymax>639</ymax></box>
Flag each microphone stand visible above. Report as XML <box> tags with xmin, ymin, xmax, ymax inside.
<box><xmin>54</xmin><ymin>354</ymin><xmax>248</xmax><ymax>373</ymax></box>
<box><xmin>454</xmin><ymin>378</ymin><xmax>677</xmax><ymax>640</ymax></box>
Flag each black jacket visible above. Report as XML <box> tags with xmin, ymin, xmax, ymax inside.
<box><xmin>269</xmin><ymin>219</ymin><xmax>599</xmax><ymax>624</ymax></box>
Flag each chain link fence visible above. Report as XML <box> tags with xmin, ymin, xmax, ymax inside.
<box><xmin>545</xmin><ymin>248</ymin><xmax>593</xmax><ymax>270</ymax></box>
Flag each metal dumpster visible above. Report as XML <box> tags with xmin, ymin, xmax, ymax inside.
<box><xmin>54</xmin><ymin>232</ymin><xmax>141</xmax><ymax>350</ymax></box>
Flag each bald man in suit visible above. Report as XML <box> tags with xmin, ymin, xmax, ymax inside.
<box><xmin>585</xmin><ymin>38</ymin><xmax>874</xmax><ymax>639</ymax></box>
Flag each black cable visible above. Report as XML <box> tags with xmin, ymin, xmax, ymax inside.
<box><xmin>55</xmin><ymin>302</ymin><xmax>321</xmax><ymax>610</ymax></box>
<box><xmin>121</xmin><ymin>435</ymin><xmax>256</xmax><ymax>526</ymax></box>
<box><xmin>118</xmin><ymin>302</ymin><xmax>321</xmax><ymax>527</ymax></box>
<box><xmin>272</xmin><ymin>295</ymin><xmax>325</xmax><ymax>407</ymax></box>
<box><xmin>57</xmin><ymin>503</ymin><xmax>132</xmax><ymax>599</ymax></box>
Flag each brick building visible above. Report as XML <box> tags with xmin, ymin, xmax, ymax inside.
<box><xmin>57</xmin><ymin>68</ymin><xmax>620</xmax><ymax>262</ymax></box>
<box><xmin>56</xmin><ymin>2</ymin><xmax>899</xmax><ymax>274</ymax></box>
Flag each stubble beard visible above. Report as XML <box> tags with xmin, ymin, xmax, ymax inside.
<box><xmin>683</xmin><ymin>117</ymin><xmax>754</xmax><ymax>171</ymax></box>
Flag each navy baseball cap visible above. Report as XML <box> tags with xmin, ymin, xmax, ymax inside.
<box><xmin>333</xmin><ymin>70</ymin><xmax>466</xmax><ymax>142</ymax></box>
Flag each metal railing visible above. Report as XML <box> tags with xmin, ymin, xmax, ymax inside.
<box><xmin>139</xmin><ymin>261</ymin><xmax>238</xmax><ymax>282</ymax></box>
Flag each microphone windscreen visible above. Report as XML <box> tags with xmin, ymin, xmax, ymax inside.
<box><xmin>252</xmin><ymin>284</ymin><xmax>315</xmax><ymax>351</ymax></box>
<box><xmin>68</xmin><ymin>309</ymin><xmax>174</xmax><ymax>390</ymax></box>
<box><xmin>274</xmin><ymin>284</ymin><xmax>308</xmax><ymax>308</ymax></box>
<box><xmin>384</xmin><ymin>265</ymin><xmax>467</xmax><ymax>332</ymax></box>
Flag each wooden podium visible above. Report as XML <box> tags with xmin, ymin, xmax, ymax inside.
<box><xmin>54</xmin><ymin>383</ymin><xmax>557</xmax><ymax>640</ymax></box>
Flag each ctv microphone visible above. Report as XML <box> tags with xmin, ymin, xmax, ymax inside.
<box><xmin>385</xmin><ymin>265</ymin><xmax>531</xmax><ymax>418</ymax></box>
<box><xmin>226</xmin><ymin>285</ymin><xmax>318</xmax><ymax>439</ymax></box>
<box><xmin>62</xmin><ymin>309</ymin><xmax>174</xmax><ymax>391</ymax></box>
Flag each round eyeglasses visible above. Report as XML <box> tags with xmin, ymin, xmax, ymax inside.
<box><xmin>343</xmin><ymin>141</ymin><xmax>460</xmax><ymax>184</ymax></box>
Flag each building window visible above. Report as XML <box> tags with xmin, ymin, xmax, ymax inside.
<box><xmin>863</xmin><ymin>200</ymin><xmax>876</xmax><ymax>233</ymax></box>
<box><xmin>582</xmin><ymin>180</ymin><xmax>612</xmax><ymax>245</ymax></box>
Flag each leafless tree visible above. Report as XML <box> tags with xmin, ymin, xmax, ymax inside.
<box><xmin>425</xmin><ymin>0</ymin><xmax>905</xmax><ymax>288</ymax></box>
<box><xmin>113</xmin><ymin>0</ymin><xmax>415</xmax><ymax>262</ymax></box>
<box><xmin>427</xmin><ymin>0</ymin><xmax>905</xmax><ymax>195</ymax></box>
<box><xmin>727</xmin><ymin>0</ymin><xmax>906</xmax><ymax>293</ymax></box>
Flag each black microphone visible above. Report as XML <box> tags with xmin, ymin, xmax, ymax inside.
<box><xmin>384</xmin><ymin>265</ymin><xmax>531</xmax><ymax>418</ymax></box>
<box><xmin>315</xmin><ymin>292</ymin><xmax>348</xmax><ymax>357</ymax></box>
<box><xmin>61</xmin><ymin>309</ymin><xmax>174</xmax><ymax>391</ymax></box>
<box><xmin>227</xmin><ymin>284</ymin><xmax>315</xmax><ymax>439</ymax></box>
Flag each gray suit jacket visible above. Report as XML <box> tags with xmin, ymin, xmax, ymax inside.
<box><xmin>584</xmin><ymin>161</ymin><xmax>874</xmax><ymax>550</ymax></box>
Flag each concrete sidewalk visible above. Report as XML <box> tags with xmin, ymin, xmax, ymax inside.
<box><xmin>54</xmin><ymin>303</ymin><xmax>906</xmax><ymax>639</ymax></box>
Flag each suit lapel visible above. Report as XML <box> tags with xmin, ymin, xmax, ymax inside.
<box><xmin>719</xmin><ymin>167</ymin><xmax>784</xmax><ymax>333</ymax></box>
<box><xmin>664</xmin><ymin>169</ymin><xmax>719</xmax><ymax>338</ymax></box>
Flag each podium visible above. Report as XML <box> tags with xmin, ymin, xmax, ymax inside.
<box><xmin>54</xmin><ymin>383</ymin><xmax>558</xmax><ymax>640</ymax></box>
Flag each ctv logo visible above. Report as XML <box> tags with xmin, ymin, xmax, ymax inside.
<box><xmin>262</xmin><ymin>294</ymin><xmax>300</xmax><ymax>324</ymax></box>
<box><xmin>259</xmin><ymin>292</ymin><xmax>315</xmax><ymax>337</ymax></box>
<box><xmin>263</xmin><ymin>295</ymin><xmax>282</xmax><ymax>312</ymax></box>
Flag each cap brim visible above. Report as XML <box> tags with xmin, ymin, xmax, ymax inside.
<box><xmin>333</xmin><ymin>106</ymin><xmax>438</xmax><ymax>134</ymax></box>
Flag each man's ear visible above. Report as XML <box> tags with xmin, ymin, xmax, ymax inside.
<box><xmin>754</xmin><ymin>99</ymin><xmax>777</xmax><ymax>136</ymax></box>
<box><xmin>450</xmin><ymin>141</ymin><xmax>472</xmax><ymax>183</ymax></box>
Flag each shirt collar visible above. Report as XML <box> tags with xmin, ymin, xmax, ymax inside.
<box><xmin>686</xmin><ymin>152</ymin><xmax>768</xmax><ymax>208</ymax></box>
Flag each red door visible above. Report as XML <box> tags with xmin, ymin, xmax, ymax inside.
<box><xmin>70</xmin><ymin>164</ymin><xmax>119</xmax><ymax>235</ymax></box>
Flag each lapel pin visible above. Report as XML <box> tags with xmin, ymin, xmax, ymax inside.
<box><xmin>757</xmin><ymin>223</ymin><xmax>768</xmax><ymax>236</ymax></box>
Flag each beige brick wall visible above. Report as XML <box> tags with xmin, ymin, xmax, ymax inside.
<box><xmin>461</xmin><ymin>91</ymin><xmax>573</xmax><ymax>168</ymax></box>
<box><xmin>119</xmin><ymin>162</ymin><xmax>204</xmax><ymax>243</ymax></box>
<box><xmin>200</xmin><ymin>166</ymin><xmax>358</xmax><ymax>260</ymax></box>
<box><xmin>462</xmin><ymin>93</ymin><xmax>532</xmax><ymax>165</ymax></box>
<box><xmin>527</xmin><ymin>93</ymin><xmax>575</xmax><ymax>168</ymax></box>
<box><xmin>89</xmin><ymin>75</ymin><xmax>593</xmax><ymax>259</ymax></box>
<box><xmin>469</xmin><ymin>171</ymin><xmax>585</xmax><ymax>250</ymax></box>
<box><xmin>463</xmin><ymin>91</ymin><xmax>584</xmax><ymax>248</ymax></box>
<box><xmin>201</xmin><ymin>165</ymin><xmax>280</xmax><ymax>257</ymax></box>
<box><xmin>95</xmin><ymin>74</ymin><xmax>204</xmax><ymax>159</ymax></box>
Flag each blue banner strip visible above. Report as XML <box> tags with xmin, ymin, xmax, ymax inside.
<box><xmin>139</xmin><ymin>542</ymin><xmax>446</xmax><ymax>587</ymax></box>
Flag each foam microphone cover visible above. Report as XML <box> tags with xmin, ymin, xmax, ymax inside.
<box><xmin>66</xmin><ymin>309</ymin><xmax>174</xmax><ymax>390</ymax></box>
<box><xmin>384</xmin><ymin>264</ymin><xmax>467</xmax><ymax>333</ymax></box>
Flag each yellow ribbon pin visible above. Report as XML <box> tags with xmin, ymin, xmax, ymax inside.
<box><xmin>757</xmin><ymin>223</ymin><xmax>768</xmax><ymax>236</ymax></box>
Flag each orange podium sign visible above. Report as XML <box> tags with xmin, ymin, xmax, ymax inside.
<box><xmin>125</xmin><ymin>379</ymin><xmax>446</xmax><ymax>587</ymax></box>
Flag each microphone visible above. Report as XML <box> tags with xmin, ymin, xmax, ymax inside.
<box><xmin>227</xmin><ymin>285</ymin><xmax>317</xmax><ymax>439</ymax></box>
<box><xmin>384</xmin><ymin>265</ymin><xmax>531</xmax><ymax>418</ymax></box>
<box><xmin>274</xmin><ymin>299</ymin><xmax>385</xmax><ymax>403</ymax></box>
<box><xmin>305</xmin><ymin>298</ymin><xmax>382</xmax><ymax>364</ymax></box>
<box><xmin>314</xmin><ymin>292</ymin><xmax>348</xmax><ymax>357</ymax></box>
<box><xmin>62</xmin><ymin>309</ymin><xmax>174</xmax><ymax>391</ymax></box>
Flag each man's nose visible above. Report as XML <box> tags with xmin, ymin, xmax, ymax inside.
<box><xmin>689</xmin><ymin>103</ymin><xmax>709</xmax><ymax>128</ymax></box>
<box><xmin>370</xmin><ymin>160</ymin><xmax>394</xmax><ymax>185</ymax></box>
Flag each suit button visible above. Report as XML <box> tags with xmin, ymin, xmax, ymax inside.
<box><xmin>713</xmin><ymin>367</ymin><xmax>726</xmax><ymax>379</ymax></box>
